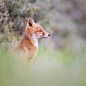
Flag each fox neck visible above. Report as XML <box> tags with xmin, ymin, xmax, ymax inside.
<box><xmin>24</xmin><ymin>30</ymin><xmax>38</xmax><ymax>48</ymax></box>
<box><xmin>32</xmin><ymin>34</ymin><xmax>38</xmax><ymax>48</ymax></box>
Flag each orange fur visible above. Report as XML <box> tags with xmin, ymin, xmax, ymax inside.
<box><xmin>14</xmin><ymin>18</ymin><xmax>50</xmax><ymax>62</ymax></box>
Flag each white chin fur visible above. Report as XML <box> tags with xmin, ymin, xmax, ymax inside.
<box><xmin>38</xmin><ymin>34</ymin><xmax>48</xmax><ymax>38</ymax></box>
<box><xmin>42</xmin><ymin>34</ymin><xmax>48</xmax><ymax>38</ymax></box>
<box><xmin>34</xmin><ymin>34</ymin><xmax>48</xmax><ymax>39</ymax></box>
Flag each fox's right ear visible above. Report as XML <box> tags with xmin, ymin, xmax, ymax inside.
<box><xmin>25</xmin><ymin>18</ymin><xmax>35</xmax><ymax>27</ymax></box>
<box><xmin>25</xmin><ymin>18</ymin><xmax>28</xmax><ymax>25</ymax></box>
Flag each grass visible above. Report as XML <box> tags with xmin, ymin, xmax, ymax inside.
<box><xmin>0</xmin><ymin>42</ymin><xmax>86</xmax><ymax>86</ymax></box>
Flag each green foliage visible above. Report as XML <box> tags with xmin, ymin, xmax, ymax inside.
<box><xmin>5</xmin><ymin>0</ymin><xmax>40</xmax><ymax>34</ymax></box>
<box><xmin>0</xmin><ymin>0</ymin><xmax>10</xmax><ymax>42</ymax></box>
<box><xmin>0</xmin><ymin>0</ymin><xmax>42</xmax><ymax>44</ymax></box>
<box><xmin>0</xmin><ymin>43</ymin><xmax>86</xmax><ymax>86</ymax></box>
<box><xmin>0</xmin><ymin>0</ymin><xmax>41</xmax><ymax>42</ymax></box>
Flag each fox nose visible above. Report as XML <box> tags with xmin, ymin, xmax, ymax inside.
<box><xmin>48</xmin><ymin>34</ymin><xmax>50</xmax><ymax>36</ymax></box>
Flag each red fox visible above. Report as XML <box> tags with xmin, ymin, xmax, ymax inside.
<box><xmin>14</xmin><ymin>18</ymin><xmax>50</xmax><ymax>62</ymax></box>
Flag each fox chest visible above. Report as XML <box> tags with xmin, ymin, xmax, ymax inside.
<box><xmin>23</xmin><ymin>46</ymin><xmax>38</xmax><ymax>58</ymax></box>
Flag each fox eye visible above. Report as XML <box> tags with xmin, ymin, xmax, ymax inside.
<box><xmin>39</xmin><ymin>30</ymin><xmax>42</xmax><ymax>32</ymax></box>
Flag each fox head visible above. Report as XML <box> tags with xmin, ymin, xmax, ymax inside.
<box><xmin>25</xmin><ymin>18</ymin><xmax>50</xmax><ymax>39</ymax></box>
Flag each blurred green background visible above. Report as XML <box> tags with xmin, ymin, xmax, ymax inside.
<box><xmin>0</xmin><ymin>0</ymin><xmax>86</xmax><ymax>86</ymax></box>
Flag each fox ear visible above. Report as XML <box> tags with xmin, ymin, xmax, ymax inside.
<box><xmin>25</xmin><ymin>18</ymin><xmax>34</xmax><ymax>27</ymax></box>
<box><xmin>25</xmin><ymin>18</ymin><xmax>28</xmax><ymax>25</ymax></box>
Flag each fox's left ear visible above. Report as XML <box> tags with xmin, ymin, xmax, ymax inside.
<box><xmin>25</xmin><ymin>18</ymin><xmax>35</xmax><ymax>27</ymax></box>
